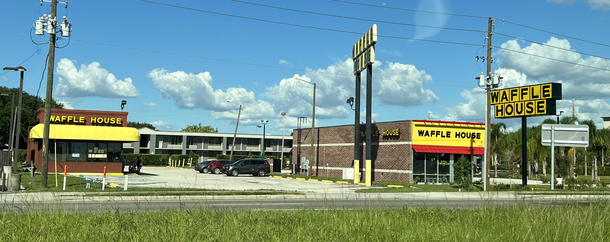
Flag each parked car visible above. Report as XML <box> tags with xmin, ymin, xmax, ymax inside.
<box><xmin>195</xmin><ymin>160</ymin><xmax>212</xmax><ymax>173</ymax></box>
<box><xmin>208</xmin><ymin>159</ymin><xmax>231</xmax><ymax>174</ymax></box>
<box><xmin>223</xmin><ymin>158</ymin><xmax>270</xmax><ymax>177</ymax></box>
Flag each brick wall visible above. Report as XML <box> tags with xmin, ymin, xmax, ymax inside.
<box><xmin>292</xmin><ymin>121</ymin><xmax>414</xmax><ymax>182</ymax></box>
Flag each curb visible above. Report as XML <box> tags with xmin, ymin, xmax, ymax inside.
<box><xmin>269</xmin><ymin>175</ymin><xmax>355</xmax><ymax>185</ymax></box>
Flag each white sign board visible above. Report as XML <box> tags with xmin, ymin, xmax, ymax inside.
<box><xmin>541</xmin><ymin>124</ymin><xmax>589</xmax><ymax>147</ymax></box>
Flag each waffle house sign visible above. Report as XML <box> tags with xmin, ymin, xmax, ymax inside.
<box><xmin>491</xmin><ymin>83</ymin><xmax>562</xmax><ymax>118</ymax></box>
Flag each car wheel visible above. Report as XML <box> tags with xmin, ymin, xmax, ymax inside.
<box><xmin>199</xmin><ymin>168</ymin><xmax>204</xmax><ymax>173</ymax></box>
<box><xmin>214</xmin><ymin>168</ymin><xmax>221</xmax><ymax>174</ymax></box>
<box><xmin>203</xmin><ymin>168</ymin><xmax>209</xmax><ymax>173</ymax></box>
<box><xmin>258</xmin><ymin>169</ymin><xmax>266</xmax><ymax>177</ymax></box>
<box><xmin>231</xmin><ymin>169</ymin><xmax>239</xmax><ymax>177</ymax></box>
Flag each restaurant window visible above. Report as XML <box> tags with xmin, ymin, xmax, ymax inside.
<box><xmin>70</xmin><ymin>142</ymin><xmax>87</xmax><ymax>162</ymax></box>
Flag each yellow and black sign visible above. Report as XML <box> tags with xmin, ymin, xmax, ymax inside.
<box><xmin>412</xmin><ymin>121</ymin><xmax>485</xmax><ymax>148</ymax></box>
<box><xmin>352</xmin><ymin>24</ymin><xmax>377</xmax><ymax>74</ymax></box>
<box><xmin>490</xmin><ymin>83</ymin><xmax>561</xmax><ymax>119</ymax></box>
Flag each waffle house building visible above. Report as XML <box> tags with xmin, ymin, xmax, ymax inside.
<box><xmin>292</xmin><ymin>120</ymin><xmax>485</xmax><ymax>183</ymax></box>
<box><xmin>26</xmin><ymin>108</ymin><xmax>140</xmax><ymax>174</ymax></box>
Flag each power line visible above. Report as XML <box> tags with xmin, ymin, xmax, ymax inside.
<box><xmin>494</xmin><ymin>46</ymin><xmax>610</xmax><ymax>72</ymax></box>
<box><xmin>501</xmin><ymin>20</ymin><xmax>610</xmax><ymax>49</ymax></box>
<box><xmin>230</xmin><ymin>0</ymin><xmax>483</xmax><ymax>33</ymax></box>
<box><xmin>137</xmin><ymin>0</ymin><xmax>482</xmax><ymax>47</ymax></box>
<box><xmin>330</xmin><ymin>0</ymin><xmax>489</xmax><ymax>19</ymax></box>
<box><xmin>495</xmin><ymin>32</ymin><xmax>610</xmax><ymax>61</ymax></box>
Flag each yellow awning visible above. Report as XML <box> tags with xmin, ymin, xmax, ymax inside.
<box><xmin>29</xmin><ymin>124</ymin><xmax>140</xmax><ymax>142</ymax></box>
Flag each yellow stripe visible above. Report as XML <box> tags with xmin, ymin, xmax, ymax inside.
<box><xmin>309</xmin><ymin>179</ymin><xmax>318</xmax><ymax>182</ymax></box>
<box><xmin>296</xmin><ymin>178</ymin><xmax>306</xmax><ymax>180</ymax></box>
<box><xmin>337</xmin><ymin>181</ymin><xmax>349</xmax><ymax>184</ymax></box>
<box><xmin>29</xmin><ymin>124</ymin><xmax>140</xmax><ymax>141</ymax></box>
<box><xmin>273</xmin><ymin>176</ymin><xmax>283</xmax><ymax>178</ymax></box>
<box><xmin>358</xmin><ymin>183</ymin><xmax>366</xmax><ymax>185</ymax></box>
<box><xmin>387</xmin><ymin>185</ymin><xmax>404</xmax><ymax>188</ymax></box>
<box><xmin>321</xmin><ymin>180</ymin><xmax>333</xmax><ymax>183</ymax></box>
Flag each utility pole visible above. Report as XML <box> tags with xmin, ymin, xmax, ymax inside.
<box><xmin>484</xmin><ymin>17</ymin><xmax>494</xmax><ymax>191</ymax></box>
<box><xmin>229</xmin><ymin>105</ymin><xmax>241</xmax><ymax>162</ymax></box>
<box><xmin>310</xmin><ymin>83</ymin><xmax>316</xmax><ymax>178</ymax></box>
<box><xmin>40</xmin><ymin>0</ymin><xmax>58</xmax><ymax>188</ymax></box>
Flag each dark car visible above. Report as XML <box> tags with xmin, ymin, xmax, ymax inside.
<box><xmin>195</xmin><ymin>160</ymin><xmax>212</xmax><ymax>173</ymax></box>
<box><xmin>208</xmin><ymin>159</ymin><xmax>231</xmax><ymax>174</ymax></box>
<box><xmin>223</xmin><ymin>158</ymin><xmax>270</xmax><ymax>177</ymax></box>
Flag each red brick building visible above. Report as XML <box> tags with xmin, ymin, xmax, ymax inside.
<box><xmin>27</xmin><ymin>108</ymin><xmax>140</xmax><ymax>174</ymax></box>
<box><xmin>292</xmin><ymin>120</ymin><xmax>485</xmax><ymax>183</ymax></box>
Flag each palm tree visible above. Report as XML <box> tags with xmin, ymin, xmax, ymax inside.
<box><xmin>490</xmin><ymin>122</ymin><xmax>506</xmax><ymax>177</ymax></box>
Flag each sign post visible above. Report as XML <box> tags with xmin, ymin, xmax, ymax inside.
<box><xmin>352</xmin><ymin>24</ymin><xmax>377</xmax><ymax>187</ymax></box>
<box><xmin>541</xmin><ymin>124</ymin><xmax>589</xmax><ymax>190</ymax></box>
<box><xmin>493</xmin><ymin>83</ymin><xmax>562</xmax><ymax>186</ymax></box>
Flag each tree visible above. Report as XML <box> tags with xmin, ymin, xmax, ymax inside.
<box><xmin>181</xmin><ymin>123</ymin><xmax>218</xmax><ymax>133</ymax></box>
<box><xmin>453</xmin><ymin>155</ymin><xmax>471</xmax><ymax>189</ymax></box>
<box><xmin>0</xmin><ymin>86</ymin><xmax>63</xmax><ymax>148</ymax></box>
<box><xmin>490</xmin><ymin>122</ymin><xmax>506</xmax><ymax>177</ymax></box>
<box><xmin>127</xmin><ymin>121</ymin><xmax>157</xmax><ymax>130</ymax></box>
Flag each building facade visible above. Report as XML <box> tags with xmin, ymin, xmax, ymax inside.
<box><xmin>123</xmin><ymin>128</ymin><xmax>293</xmax><ymax>162</ymax></box>
<box><xmin>27</xmin><ymin>108</ymin><xmax>140</xmax><ymax>174</ymax></box>
<box><xmin>292</xmin><ymin>120</ymin><xmax>485</xmax><ymax>183</ymax></box>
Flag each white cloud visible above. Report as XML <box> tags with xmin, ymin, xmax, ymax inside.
<box><xmin>144</xmin><ymin>102</ymin><xmax>157</xmax><ymax>107</ymax></box>
<box><xmin>150</xmin><ymin>120</ymin><xmax>173</xmax><ymax>130</ymax></box>
<box><xmin>55</xmin><ymin>97</ymin><xmax>80</xmax><ymax>109</ymax></box>
<box><xmin>279</xmin><ymin>59</ymin><xmax>290</xmax><ymax>65</ymax></box>
<box><xmin>56</xmin><ymin>59</ymin><xmax>140</xmax><ymax>98</ymax></box>
<box><xmin>149</xmin><ymin>69</ymin><xmax>275</xmax><ymax>121</ymax></box>
<box><xmin>376</xmin><ymin>62</ymin><xmax>439</xmax><ymax>106</ymax></box>
<box><xmin>443</xmin><ymin>37</ymin><xmax>610</xmax><ymax>128</ymax></box>
<box><xmin>264</xmin><ymin>59</ymin><xmax>438</xmax><ymax>123</ymax></box>
<box><xmin>548</xmin><ymin>0</ymin><xmax>610</xmax><ymax>10</ymax></box>
<box><xmin>1</xmin><ymin>77</ymin><xmax>9</xmax><ymax>82</ymax></box>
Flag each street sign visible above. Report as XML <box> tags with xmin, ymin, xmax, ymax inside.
<box><xmin>541</xmin><ymin>124</ymin><xmax>589</xmax><ymax>147</ymax></box>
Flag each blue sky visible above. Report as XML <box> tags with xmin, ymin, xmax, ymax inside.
<box><xmin>1</xmin><ymin>0</ymin><xmax>610</xmax><ymax>135</ymax></box>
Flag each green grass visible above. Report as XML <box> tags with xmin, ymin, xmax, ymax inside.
<box><xmin>1</xmin><ymin>203</ymin><xmax>609</xmax><ymax>241</ymax></box>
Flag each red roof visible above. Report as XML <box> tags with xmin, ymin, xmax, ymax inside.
<box><xmin>412</xmin><ymin>120</ymin><xmax>489</xmax><ymax>126</ymax></box>
<box><xmin>412</xmin><ymin>145</ymin><xmax>484</xmax><ymax>155</ymax></box>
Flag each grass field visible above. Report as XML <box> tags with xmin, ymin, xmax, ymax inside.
<box><xmin>0</xmin><ymin>203</ymin><xmax>608</xmax><ymax>241</ymax></box>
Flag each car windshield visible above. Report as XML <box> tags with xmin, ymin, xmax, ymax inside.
<box><xmin>232</xmin><ymin>159</ymin><xmax>244</xmax><ymax>165</ymax></box>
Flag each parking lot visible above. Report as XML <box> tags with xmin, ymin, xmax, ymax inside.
<box><xmin>80</xmin><ymin>166</ymin><xmax>360</xmax><ymax>195</ymax></box>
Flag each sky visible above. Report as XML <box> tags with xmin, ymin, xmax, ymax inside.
<box><xmin>1</xmin><ymin>0</ymin><xmax>610</xmax><ymax>135</ymax></box>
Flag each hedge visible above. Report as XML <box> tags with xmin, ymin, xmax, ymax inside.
<box><xmin>576</xmin><ymin>165</ymin><xmax>610</xmax><ymax>176</ymax></box>
<box><xmin>123</xmin><ymin>154</ymin><xmax>169</xmax><ymax>166</ymax></box>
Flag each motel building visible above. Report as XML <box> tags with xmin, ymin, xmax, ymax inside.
<box><xmin>27</xmin><ymin>108</ymin><xmax>140</xmax><ymax>174</ymax></box>
<box><xmin>292</xmin><ymin>120</ymin><xmax>485</xmax><ymax>183</ymax></box>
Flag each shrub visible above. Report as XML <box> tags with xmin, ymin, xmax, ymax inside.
<box><xmin>453</xmin><ymin>155</ymin><xmax>471</xmax><ymax>188</ymax></box>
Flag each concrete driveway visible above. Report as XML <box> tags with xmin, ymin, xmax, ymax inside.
<box><xmin>80</xmin><ymin>166</ymin><xmax>360</xmax><ymax>196</ymax></box>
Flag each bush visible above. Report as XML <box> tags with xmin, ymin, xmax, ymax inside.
<box><xmin>123</xmin><ymin>154</ymin><xmax>169</xmax><ymax>166</ymax></box>
<box><xmin>18</xmin><ymin>149</ymin><xmax>27</xmax><ymax>162</ymax></box>
<box><xmin>216</xmin><ymin>154</ymin><xmax>254</xmax><ymax>162</ymax></box>
<box><xmin>453</xmin><ymin>155</ymin><xmax>471</xmax><ymax>188</ymax></box>
<box><xmin>539</xmin><ymin>174</ymin><xmax>558</xmax><ymax>185</ymax></box>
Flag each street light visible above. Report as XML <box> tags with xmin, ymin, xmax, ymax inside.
<box><xmin>121</xmin><ymin>100</ymin><xmax>127</xmax><ymax>111</ymax></box>
<box><xmin>3</xmin><ymin>66</ymin><xmax>26</xmax><ymax>172</ymax></box>
<box><xmin>281</xmin><ymin>112</ymin><xmax>286</xmax><ymax>167</ymax></box>
<box><xmin>261</xmin><ymin>120</ymin><xmax>268</xmax><ymax>156</ymax></box>
<box><xmin>346</xmin><ymin>97</ymin><xmax>355</xmax><ymax>111</ymax></box>
<box><xmin>0</xmin><ymin>93</ymin><xmax>15</xmax><ymax>156</ymax></box>
<box><xmin>227</xmin><ymin>100</ymin><xmax>241</xmax><ymax>162</ymax></box>
<box><xmin>256</xmin><ymin>125</ymin><xmax>261</xmax><ymax>134</ymax></box>
<box><xmin>556</xmin><ymin>110</ymin><xmax>564</xmax><ymax>124</ymax></box>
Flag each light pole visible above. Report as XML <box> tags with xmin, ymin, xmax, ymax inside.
<box><xmin>294</xmin><ymin>77</ymin><xmax>316</xmax><ymax>178</ymax></box>
<box><xmin>121</xmin><ymin>100</ymin><xmax>127</xmax><ymax>111</ymax></box>
<box><xmin>281</xmin><ymin>112</ymin><xmax>286</xmax><ymax>168</ymax></box>
<box><xmin>0</xmin><ymin>93</ymin><xmax>15</xmax><ymax>155</ymax></box>
<box><xmin>3</xmin><ymin>66</ymin><xmax>26</xmax><ymax>172</ymax></box>
<box><xmin>256</xmin><ymin>125</ymin><xmax>261</xmax><ymax>134</ymax></box>
<box><xmin>556</xmin><ymin>110</ymin><xmax>564</xmax><ymax>124</ymax></box>
<box><xmin>227</xmin><ymin>100</ymin><xmax>241</xmax><ymax>162</ymax></box>
<box><xmin>261</xmin><ymin>120</ymin><xmax>268</xmax><ymax>157</ymax></box>
<box><xmin>476</xmin><ymin>71</ymin><xmax>502</xmax><ymax>191</ymax></box>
